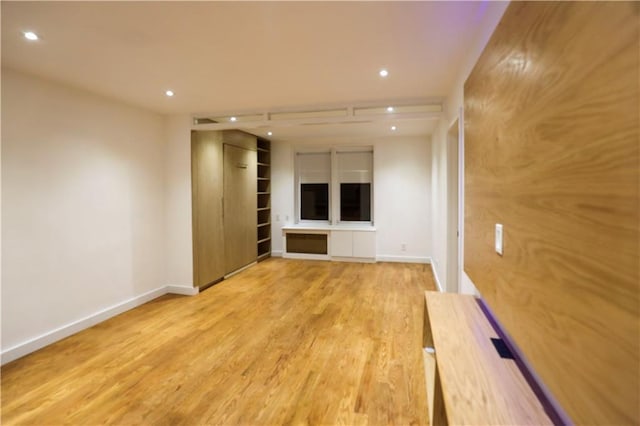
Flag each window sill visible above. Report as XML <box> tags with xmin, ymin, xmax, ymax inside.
<box><xmin>282</xmin><ymin>224</ymin><xmax>376</xmax><ymax>232</ymax></box>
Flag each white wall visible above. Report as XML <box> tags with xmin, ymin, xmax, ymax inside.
<box><xmin>270</xmin><ymin>140</ymin><xmax>295</xmax><ymax>255</ymax></box>
<box><xmin>431</xmin><ymin>1</ymin><xmax>509</xmax><ymax>294</ymax></box>
<box><xmin>271</xmin><ymin>136</ymin><xmax>432</xmax><ymax>262</ymax></box>
<box><xmin>164</xmin><ymin>115</ymin><xmax>193</xmax><ymax>287</ymax></box>
<box><xmin>374</xmin><ymin>137</ymin><xmax>431</xmax><ymax>261</ymax></box>
<box><xmin>1</xmin><ymin>69</ymin><xmax>166</xmax><ymax>353</ymax></box>
<box><xmin>430</xmin><ymin>122</ymin><xmax>450</xmax><ymax>291</ymax></box>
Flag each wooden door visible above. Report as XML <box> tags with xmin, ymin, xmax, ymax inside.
<box><xmin>191</xmin><ymin>131</ymin><xmax>225</xmax><ymax>288</ymax></box>
<box><xmin>223</xmin><ymin>144</ymin><xmax>257</xmax><ymax>274</ymax></box>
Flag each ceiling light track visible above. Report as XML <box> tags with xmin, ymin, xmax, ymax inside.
<box><xmin>192</xmin><ymin>101</ymin><xmax>442</xmax><ymax>131</ymax></box>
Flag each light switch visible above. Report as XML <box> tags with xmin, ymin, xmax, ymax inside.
<box><xmin>495</xmin><ymin>224</ymin><xmax>503</xmax><ymax>256</ymax></box>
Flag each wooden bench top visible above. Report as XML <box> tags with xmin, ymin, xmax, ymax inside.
<box><xmin>424</xmin><ymin>291</ymin><xmax>552</xmax><ymax>425</ymax></box>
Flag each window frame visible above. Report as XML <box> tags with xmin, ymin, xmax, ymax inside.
<box><xmin>295</xmin><ymin>146</ymin><xmax>374</xmax><ymax>226</ymax></box>
<box><xmin>334</xmin><ymin>148</ymin><xmax>373</xmax><ymax>225</ymax></box>
<box><xmin>294</xmin><ymin>149</ymin><xmax>332</xmax><ymax>225</ymax></box>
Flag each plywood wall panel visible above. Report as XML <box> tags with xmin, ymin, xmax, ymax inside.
<box><xmin>223</xmin><ymin>143</ymin><xmax>257</xmax><ymax>274</ymax></box>
<box><xmin>191</xmin><ymin>131</ymin><xmax>225</xmax><ymax>287</ymax></box>
<box><xmin>464</xmin><ymin>2</ymin><xmax>639</xmax><ymax>424</ymax></box>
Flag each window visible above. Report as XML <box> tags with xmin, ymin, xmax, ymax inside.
<box><xmin>296</xmin><ymin>147</ymin><xmax>373</xmax><ymax>224</ymax></box>
<box><xmin>340</xmin><ymin>183</ymin><xmax>371</xmax><ymax>221</ymax></box>
<box><xmin>336</xmin><ymin>150</ymin><xmax>373</xmax><ymax>223</ymax></box>
<box><xmin>301</xmin><ymin>183</ymin><xmax>329</xmax><ymax>220</ymax></box>
<box><xmin>296</xmin><ymin>152</ymin><xmax>331</xmax><ymax>222</ymax></box>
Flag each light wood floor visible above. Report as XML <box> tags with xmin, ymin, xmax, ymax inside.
<box><xmin>1</xmin><ymin>259</ymin><xmax>435</xmax><ymax>425</ymax></box>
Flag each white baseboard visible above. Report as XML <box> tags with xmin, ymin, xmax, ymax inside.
<box><xmin>376</xmin><ymin>255</ymin><xmax>430</xmax><ymax>264</ymax></box>
<box><xmin>271</xmin><ymin>250</ymin><xmax>283</xmax><ymax>257</ymax></box>
<box><xmin>1</xmin><ymin>284</ymin><xmax>198</xmax><ymax>365</ymax></box>
<box><xmin>460</xmin><ymin>271</ymin><xmax>480</xmax><ymax>296</ymax></box>
<box><xmin>427</xmin><ymin>257</ymin><xmax>445</xmax><ymax>293</ymax></box>
<box><xmin>166</xmin><ymin>285</ymin><xmax>199</xmax><ymax>296</ymax></box>
<box><xmin>331</xmin><ymin>256</ymin><xmax>376</xmax><ymax>264</ymax></box>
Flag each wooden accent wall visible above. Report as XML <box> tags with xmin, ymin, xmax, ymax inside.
<box><xmin>464</xmin><ymin>2</ymin><xmax>639</xmax><ymax>425</ymax></box>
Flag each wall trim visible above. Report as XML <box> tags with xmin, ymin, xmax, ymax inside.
<box><xmin>271</xmin><ymin>250</ymin><xmax>283</xmax><ymax>257</ymax></box>
<box><xmin>224</xmin><ymin>261</ymin><xmax>257</xmax><ymax>279</ymax></box>
<box><xmin>376</xmin><ymin>255</ymin><xmax>430</xmax><ymax>264</ymax></box>
<box><xmin>332</xmin><ymin>256</ymin><xmax>376</xmax><ymax>264</ymax></box>
<box><xmin>1</xmin><ymin>284</ymin><xmax>198</xmax><ymax>365</ymax></box>
<box><xmin>427</xmin><ymin>257</ymin><xmax>445</xmax><ymax>293</ymax></box>
<box><xmin>166</xmin><ymin>285</ymin><xmax>199</xmax><ymax>296</ymax></box>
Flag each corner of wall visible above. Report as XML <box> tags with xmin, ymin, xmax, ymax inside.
<box><xmin>164</xmin><ymin>115</ymin><xmax>194</xmax><ymax>288</ymax></box>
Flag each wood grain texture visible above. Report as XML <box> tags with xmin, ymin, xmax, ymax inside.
<box><xmin>191</xmin><ymin>130</ymin><xmax>225</xmax><ymax>288</ymax></box>
<box><xmin>223</xmin><ymin>143</ymin><xmax>257</xmax><ymax>274</ymax></box>
<box><xmin>222</xmin><ymin>129</ymin><xmax>258</xmax><ymax>152</ymax></box>
<box><xmin>1</xmin><ymin>259</ymin><xmax>435</xmax><ymax>425</ymax></box>
<box><xmin>425</xmin><ymin>291</ymin><xmax>551</xmax><ymax>426</ymax></box>
<box><xmin>464</xmin><ymin>2</ymin><xmax>639</xmax><ymax>424</ymax></box>
<box><xmin>423</xmin><ymin>350</ymin><xmax>436</xmax><ymax>425</ymax></box>
<box><xmin>431</xmin><ymin>360</ymin><xmax>447</xmax><ymax>426</ymax></box>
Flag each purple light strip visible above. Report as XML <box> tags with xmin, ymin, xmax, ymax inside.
<box><xmin>476</xmin><ymin>298</ymin><xmax>574</xmax><ymax>426</ymax></box>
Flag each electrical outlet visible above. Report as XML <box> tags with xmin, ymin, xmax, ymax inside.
<box><xmin>285</xmin><ymin>215</ymin><xmax>289</xmax><ymax>222</ymax></box>
<box><xmin>401</xmin><ymin>243</ymin><xmax>407</xmax><ymax>251</ymax></box>
<box><xmin>276</xmin><ymin>214</ymin><xmax>280</xmax><ymax>222</ymax></box>
<box><xmin>495</xmin><ymin>223</ymin><xmax>503</xmax><ymax>255</ymax></box>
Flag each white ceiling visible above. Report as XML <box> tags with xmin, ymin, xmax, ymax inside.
<box><xmin>2</xmin><ymin>1</ymin><xmax>490</xmax><ymax>141</ymax></box>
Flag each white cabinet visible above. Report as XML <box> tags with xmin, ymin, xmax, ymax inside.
<box><xmin>353</xmin><ymin>231</ymin><xmax>376</xmax><ymax>258</ymax></box>
<box><xmin>331</xmin><ymin>231</ymin><xmax>353</xmax><ymax>257</ymax></box>
<box><xmin>330</xmin><ymin>230</ymin><xmax>376</xmax><ymax>259</ymax></box>
<box><xmin>282</xmin><ymin>225</ymin><xmax>376</xmax><ymax>262</ymax></box>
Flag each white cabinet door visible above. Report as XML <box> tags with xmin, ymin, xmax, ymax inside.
<box><xmin>331</xmin><ymin>231</ymin><xmax>353</xmax><ymax>257</ymax></box>
<box><xmin>353</xmin><ymin>231</ymin><xmax>376</xmax><ymax>258</ymax></box>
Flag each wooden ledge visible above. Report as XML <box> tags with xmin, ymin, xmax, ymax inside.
<box><xmin>423</xmin><ymin>291</ymin><xmax>552</xmax><ymax>425</ymax></box>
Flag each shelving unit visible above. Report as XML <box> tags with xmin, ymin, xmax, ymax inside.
<box><xmin>257</xmin><ymin>138</ymin><xmax>271</xmax><ymax>261</ymax></box>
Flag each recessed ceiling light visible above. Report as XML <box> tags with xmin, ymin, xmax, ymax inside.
<box><xmin>230</xmin><ymin>116</ymin><xmax>237</xmax><ymax>122</ymax></box>
<box><xmin>165</xmin><ymin>90</ymin><xmax>174</xmax><ymax>97</ymax></box>
<box><xmin>386</xmin><ymin>106</ymin><xmax>394</xmax><ymax>112</ymax></box>
<box><xmin>267</xmin><ymin>131</ymin><xmax>273</xmax><ymax>136</ymax></box>
<box><xmin>391</xmin><ymin>126</ymin><xmax>397</xmax><ymax>131</ymax></box>
<box><xmin>24</xmin><ymin>31</ymin><xmax>39</xmax><ymax>41</ymax></box>
<box><xmin>379</xmin><ymin>69</ymin><xmax>389</xmax><ymax>77</ymax></box>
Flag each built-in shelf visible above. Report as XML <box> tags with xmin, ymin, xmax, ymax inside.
<box><xmin>257</xmin><ymin>137</ymin><xmax>271</xmax><ymax>262</ymax></box>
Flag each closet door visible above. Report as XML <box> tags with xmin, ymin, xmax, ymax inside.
<box><xmin>191</xmin><ymin>131</ymin><xmax>225</xmax><ymax>288</ymax></box>
<box><xmin>223</xmin><ymin>144</ymin><xmax>257</xmax><ymax>274</ymax></box>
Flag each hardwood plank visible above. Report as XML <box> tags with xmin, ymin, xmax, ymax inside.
<box><xmin>1</xmin><ymin>259</ymin><xmax>435</xmax><ymax>425</ymax></box>
<box><xmin>464</xmin><ymin>2</ymin><xmax>639</xmax><ymax>424</ymax></box>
